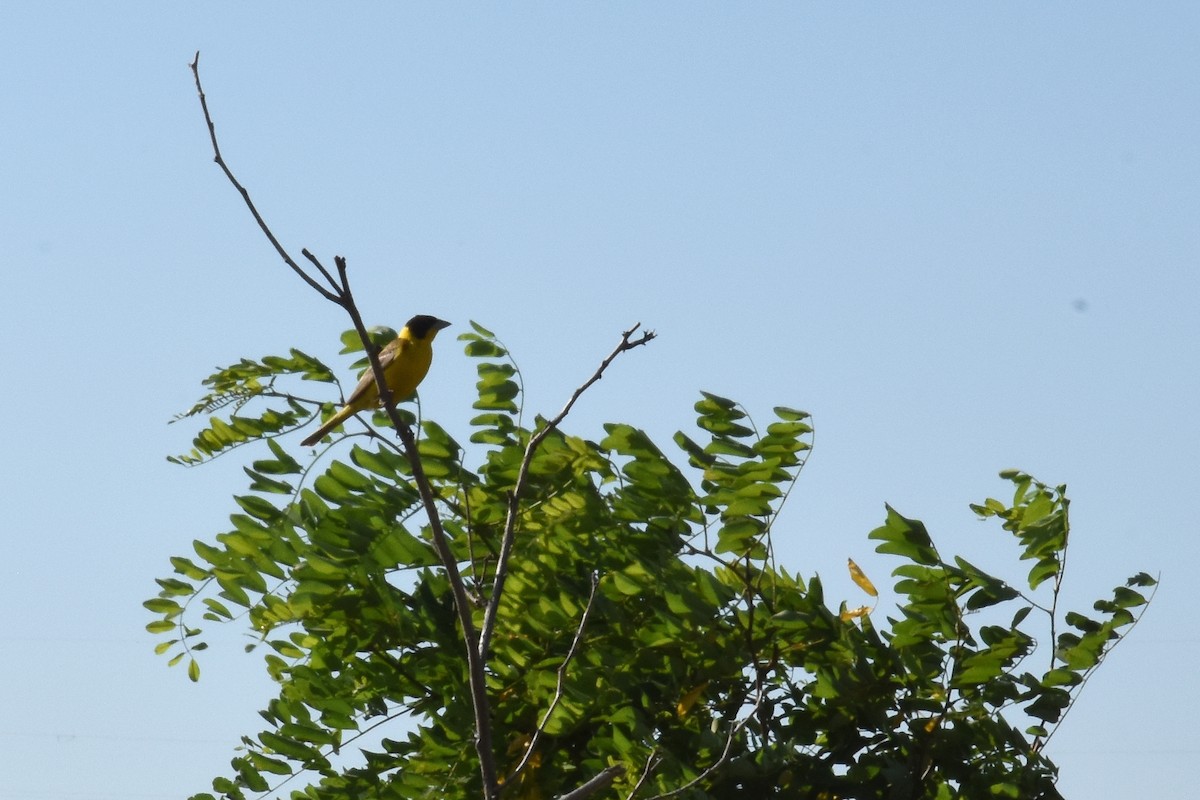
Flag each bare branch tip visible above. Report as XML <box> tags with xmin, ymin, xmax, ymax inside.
<box><xmin>619</xmin><ymin>323</ymin><xmax>656</xmax><ymax>351</ymax></box>
<box><xmin>627</xmin><ymin>330</ymin><xmax>656</xmax><ymax>350</ymax></box>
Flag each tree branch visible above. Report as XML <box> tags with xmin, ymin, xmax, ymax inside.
<box><xmin>190</xmin><ymin>53</ymin><xmax>500</xmax><ymax>799</ymax></box>
<box><xmin>189</xmin><ymin>52</ymin><xmax>341</xmax><ymax>303</ymax></box>
<box><xmin>479</xmin><ymin>324</ymin><xmax>655</xmax><ymax>658</ymax></box>
<box><xmin>301</xmin><ymin>247</ymin><xmax>343</xmax><ymax>296</ymax></box>
<box><xmin>327</xmin><ymin>259</ymin><xmax>501</xmax><ymax>795</ymax></box>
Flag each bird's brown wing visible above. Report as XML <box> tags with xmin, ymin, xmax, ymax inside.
<box><xmin>344</xmin><ymin>336</ymin><xmax>408</xmax><ymax>405</ymax></box>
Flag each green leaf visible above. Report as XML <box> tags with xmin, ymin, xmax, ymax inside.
<box><xmin>243</xmin><ymin>466</ymin><xmax>293</xmax><ymax>495</ymax></box>
<box><xmin>202</xmin><ymin>598</ymin><xmax>233</xmax><ymax>620</ymax></box>
<box><xmin>351</xmin><ymin>444</ymin><xmax>408</xmax><ymax>480</ymax></box>
<box><xmin>143</xmin><ymin>598</ymin><xmax>182</xmax><ymax>616</ymax></box>
<box><xmin>328</xmin><ymin>459</ymin><xmax>372</xmax><ymax>491</ymax></box>
<box><xmin>1025</xmin><ymin>686</ymin><xmax>1071</xmax><ymax>722</ymax></box>
<box><xmin>1042</xmin><ymin>668</ymin><xmax>1082</xmax><ymax>688</ymax></box>
<box><xmin>155</xmin><ymin>578</ymin><xmax>195</xmax><ymax>597</ymax></box>
<box><xmin>340</xmin><ymin>325</ymin><xmax>396</xmax><ymax>354</ymax></box>
<box><xmin>609</xmin><ymin>571</ymin><xmax>644</xmax><ymax>596</ymax></box>
<box><xmin>169</xmin><ymin>556</ymin><xmax>210</xmax><ymax>581</ymax></box>
<box><xmin>260</xmin><ymin>730</ymin><xmax>319</xmax><ymax>761</ymax></box>
<box><xmin>869</xmin><ymin>505</ymin><xmax>940</xmax><ymax>566</ymax></box>
<box><xmin>773</xmin><ymin>406</ymin><xmax>810</xmax><ymax>422</ymax></box>
<box><xmin>695</xmin><ymin>392</ymin><xmax>739</xmax><ymax>412</ymax></box>
<box><xmin>234</xmin><ymin>494</ymin><xmax>280</xmax><ymax>522</ymax></box>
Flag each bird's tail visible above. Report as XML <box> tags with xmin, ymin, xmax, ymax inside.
<box><xmin>300</xmin><ymin>405</ymin><xmax>357</xmax><ymax>447</ymax></box>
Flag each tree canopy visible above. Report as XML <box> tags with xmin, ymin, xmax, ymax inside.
<box><xmin>147</xmin><ymin>320</ymin><xmax>1153</xmax><ymax>800</ymax></box>
<box><xmin>153</xmin><ymin>55</ymin><xmax>1154</xmax><ymax>800</ymax></box>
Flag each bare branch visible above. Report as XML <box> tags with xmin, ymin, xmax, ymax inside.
<box><xmin>479</xmin><ymin>324</ymin><xmax>656</xmax><ymax>658</ymax></box>
<box><xmin>301</xmin><ymin>247</ymin><xmax>342</xmax><ymax>294</ymax></box>
<box><xmin>543</xmin><ymin>324</ymin><xmax>656</xmax><ymax>432</ymax></box>
<box><xmin>507</xmin><ymin>573</ymin><xmax>602</xmax><ymax>785</ymax></box>
<box><xmin>189</xmin><ymin>53</ymin><xmax>341</xmax><ymax>303</ymax></box>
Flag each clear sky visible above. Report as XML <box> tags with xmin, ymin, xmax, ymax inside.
<box><xmin>2</xmin><ymin>4</ymin><xmax>1196</xmax><ymax>798</ymax></box>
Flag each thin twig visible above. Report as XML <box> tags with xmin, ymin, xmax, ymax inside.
<box><xmin>1039</xmin><ymin>574</ymin><xmax>1159</xmax><ymax>750</ymax></box>
<box><xmin>332</xmin><ymin>257</ymin><xmax>401</xmax><ymax>417</ymax></box>
<box><xmin>641</xmin><ymin>692</ymin><xmax>765</xmax><ymax>800</ymax></box>
<box><xmin>507</xmin><ymin>573</ymin><xmax>602</xmax><ymax>785</ymax></box>
<box><xmin>189</xmin><ymin>53</ymin><xmax>340</xmax><ymax>304</ymax></box>
<box><xmin>1048</xmin><ymin>495</ymin><xmax>1069</xmax><ymax>673</ymax></box>
<box><xmin>479</xmin><ymin>324</ymin><xmax>656</xmax><ymax>658</ymax></box>
<box><xmin>555</xmin><ymin>766</ymin><xmax>627</xmax><ymax>800</ymax></box>
<box><xmin>301</xmin><ymin>247</ymin><xmax>342</xmax><ymax>295</ymax></box>
<box><xmin>624</xmin><ymin>749</ymin><xmax>662</xmax><ymax>800</ymax></box>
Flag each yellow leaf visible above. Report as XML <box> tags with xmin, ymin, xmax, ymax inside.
<box><xmin>839</xmin><ymin>605</ymin><xmax>872</xmax><ymax>622</ymax></box>
<box><xmin>677</xmin><ymin>681</ymin><xmax>710</xmax><ymax>717</ymax></box>
<box><xmin>847</xmin><ymin>558</ymin><xmax>878</xmax><ymax>597</ymax></box>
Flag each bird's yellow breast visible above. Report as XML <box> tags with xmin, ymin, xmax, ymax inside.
<box><xmin>380</xmin><ymin>336</ymin><xmax>434</xmax><ymax>401</ymax></box>
<box><xmin>342</xmin><ymin>334</ymin><xmax>436</xmax><ymax>411</ymax></box>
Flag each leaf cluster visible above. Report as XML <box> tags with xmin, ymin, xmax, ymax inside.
<box><xmin>148</xmin><ymin>326</ymin><xmax>1153</xmax><ymax>800</ymax></box>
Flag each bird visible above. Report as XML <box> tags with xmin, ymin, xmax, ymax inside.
<box><xmin>301</xmin><ymin>315</ymin><xmax>451</xmax><ymax>447</ymax></box>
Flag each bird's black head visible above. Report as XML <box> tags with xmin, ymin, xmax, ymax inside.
<box><xmin>404</xmin><ymin>315</ymin><xmax>452</xmax><ymax>340</ymax></box>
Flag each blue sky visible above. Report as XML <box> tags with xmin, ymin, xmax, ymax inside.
<box><xmin>1</xmin><ymin>4</ymin><xmax>1196</xmax><ymax>798</ymax></box>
